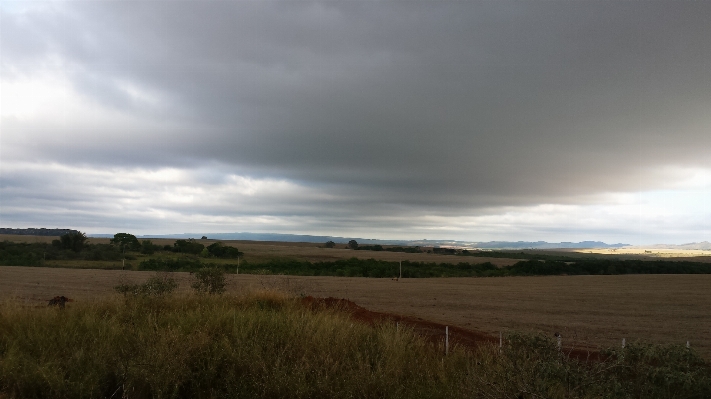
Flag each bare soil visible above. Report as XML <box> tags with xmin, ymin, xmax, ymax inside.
<box><xmin>2</xmin><ymin>266</ymin><xmax>709</xmax><ymax>357</ymax></box>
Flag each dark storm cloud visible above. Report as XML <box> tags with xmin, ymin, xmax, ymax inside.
<box><xmin>1</xmin><ymin>1</ymin><xmax>710</xmax><ymax>239</ymax></box>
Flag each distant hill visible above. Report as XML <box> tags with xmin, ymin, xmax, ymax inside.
<box><xmin>0</xmin><ymin>228</ymin><xmax>80</xmax><ymax>236</ymax></box>
<box><xmin>89</xmin><ymin>232</ymin><xmax>628</xmax><ymax>249</ymax></box>
<box><xmin>628</xmin><ymin>241</ymin><xmax>711</xmax><ymax>250</ymax></box>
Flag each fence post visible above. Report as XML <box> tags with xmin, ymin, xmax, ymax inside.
<box><xmin>622</xmin><ymin>338</ymin><xmax>625</xmax><ymax>349</ymax></box>
<box><xmin>686</xmin><ymin>341</ymin><xmax>690</xmax><ymax>349</ymax></box>
<box><xmin>445</xmin><ymin>326</ymin><xmax>449</xmax><ymax>355</ymax></box>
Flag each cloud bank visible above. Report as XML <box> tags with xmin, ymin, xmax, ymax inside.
<box><xmin>1</xmin><ymin>1</ymin><xmax>710</xmax><ymax>244</ymax></box>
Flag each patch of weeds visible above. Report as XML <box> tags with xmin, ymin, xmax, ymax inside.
<box><xmin>114</xmin><ymin>273</ymin><xmax>178</xmax><ymax>297</ymax></box>
<box><xmin>191</xmin><ymin>267</ymin><xmax>226</xmax><ymax>294</ymax></box>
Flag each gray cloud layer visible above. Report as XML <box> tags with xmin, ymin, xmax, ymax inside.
<box><xmin>2</xmin><ymin>1</ymin><xmax>710</xmax><ymax>242</ymax></box>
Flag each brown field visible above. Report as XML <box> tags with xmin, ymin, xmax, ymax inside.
<box><xmin>2</xmin><ymin>266</ymin><xmax>709</xmax><ymax>357</ymax></box>
<box><xmin>571</xmin><ymin>247</ymin><xmax>711</xmax><ymax>262</ymax></box>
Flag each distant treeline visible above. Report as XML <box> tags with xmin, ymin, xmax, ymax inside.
<box><xmin>0</xmin><ymin>241</ymin><xmax>124</xmax><ymax>264</ymax></box>
<box><xmin>0</xmin><ymin>228</ymin><xmax>80</xmax><ymax>236</ymax></box>
<box><xmin>0</xmin><ymin>233</ymin><xmax>241</xmax><ymax>266</ymax></box>
<box><xmin>354</xmin><ymin>245</ymin><xmax>422</xmax><ymax>253</ymax></box>
<box><xmin>506</xmin><ymin>259</ymin><xmax>711</xmax><ymax>276</ymax></box>
<box><xmin>135</xmin><ymin>257</ymin><xmax>711</xmax><ymax>277</ymax></box>
<box><xmin>347</xmin><ymin>243</ymin><xmax>599</xmax><ymax>261</ymax></box>
<box><xmin>3</xmin><ymin>236</ymin><xmax>711</xmax><ymax>277</ymax></box>
<box><xmin>239</xmin><ymin>258</ymin><xmax>711</xmax><ymax>277</ymax></box>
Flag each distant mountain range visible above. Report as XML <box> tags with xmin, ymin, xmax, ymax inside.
<box><xmin>10</xmin><ymin>228</ymin><xmax>709</xmax><ymax>250</ymax></box>
<box><xmin>627</xmin><ymin>241</ymin><xmax>711</xmax><ymax>250</ymax></box>
<box><xmin>460</xmin><ymin>241</ymin><xmax>630</xmax><ymax>249</ymax></box>
<box><xmin>88</xmin><ymin>231</ymin><xmax>629</xmax><ymax>249</ymax></box>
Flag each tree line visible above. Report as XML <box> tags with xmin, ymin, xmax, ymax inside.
<box><xmin>134</xmin><ymin>257</ymin><xmax>711</xmax><ymax>277</ymax></box>
<box><xmin>0</xmin><ymin>232</ymin><xmax>242</xmax><ymax>266</ymax></box>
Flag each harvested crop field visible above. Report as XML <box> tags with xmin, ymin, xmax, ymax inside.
<box><xmin>2</xmin><ymin>266</ymin><xmax>709</xmax><ymax>357</ymax></box>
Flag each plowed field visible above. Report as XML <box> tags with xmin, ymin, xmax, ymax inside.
<box><xmin>2</xmin><ymin>266</ymin><xmax>709</xmax><ymax>357</ymax></box>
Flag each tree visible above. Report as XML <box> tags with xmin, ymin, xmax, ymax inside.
<box><xmin>53</xmin><ymin>232</ymin><xmax>88</xmax><ymax>252</ymax></box>
<box><xmin>140</xmin><ymin>240</ymin><xmax>157</xmax><ymax>255</ymax></box>
<box><xmin>173</xmin><ymin>239</ymin><xmax>205</xmax><ymax>254</ymax></box>
<box><xmin>206</xmin><ymin>242</ymin><xmax>241</xmax><ymax>258</ymax></box>
<box><xmin>348</xmin><ymin>240</ymin><xmax>358</xmax><ymax>250</ymax></box>
<box><xmin>110</xmin><ymin>233</ymin><xmax>140</xmax><ymax>252</ymax></box>
<box><xmin>324</xmin><ymin>241</ymin><xmax>336</xmax><ymax>248</ymax></box>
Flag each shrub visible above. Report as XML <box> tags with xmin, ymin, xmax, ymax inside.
<box><xmin>191</xmin><ymin>267</ymin><xmax>226</xmax><ymax>294</ymax></box>
<box><xmin>114</xmin><ymin>274</ymin><xmax>178</xmax><ymax>296</ymax></box>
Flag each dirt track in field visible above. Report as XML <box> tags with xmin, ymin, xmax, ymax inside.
<box><xmin>2</xmin><ymin>266</ymin><xmax>709</xmax><ymax>357</ymax></box>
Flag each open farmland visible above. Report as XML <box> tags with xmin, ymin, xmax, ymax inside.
<box><xmin>0</xmin><ymin>234</ymin><xmax>521</xmax><ymax>267</ymax></box>
<box><xmin>570</xmin><ymin>247</ymin><xmax>711</xmax><ymax>262</ymax></box>
<box><xmin>2</xmin><ymin>266</ymin><xmax>709</xmax><ymax>358</ymax></box>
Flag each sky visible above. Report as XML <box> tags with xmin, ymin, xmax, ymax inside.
<box><xmin>1</xmin><ymin>1</ymin><xmax>709</xmax><ymax>245</ymax></box>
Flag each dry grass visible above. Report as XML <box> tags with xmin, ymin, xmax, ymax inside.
<box><xmin>3</xmin><ymin>292</ymin><xmax>709</xmax><ymax>399</ymax></box>
<box><xmin>2</xmin><ymin>266</ymin><xmax>710</xmax><ymax>358</ymax></box>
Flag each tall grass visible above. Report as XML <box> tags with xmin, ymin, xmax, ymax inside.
<box><xmin>0</xmin><ymin>292</ymin><xmax>468</xmax><ymax>398</ymax></box>
<box><xmin>1</xmin><ymin>292</ymin><xmax>709</xmax><ymax>399</ymax></box>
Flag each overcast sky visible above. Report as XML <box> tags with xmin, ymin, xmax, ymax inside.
<box><xmin>1</xmin><ymin>1</ymin><xmax>709</xmax><ymax>244</ymax></box>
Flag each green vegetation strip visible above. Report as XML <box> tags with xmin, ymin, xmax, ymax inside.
<box><xmin>1</xmin><ymin>293</ymin><xmax>709</xmax><ymax>399</ymax></box>
<box><xmin>139</xmin><ymin>258</ymin><xmax>711</xmax><ymax>277</ymax></box>
<box><xmin>4</xmin><ymin>238</ymin><xmax>711</xmax><ymax>277</ymax></box>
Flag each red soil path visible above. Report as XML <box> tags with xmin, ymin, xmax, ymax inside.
<box><xmin>302</xmin><ymin>296</ymin><xmax>604</xmax><ymax>361</ymax></box>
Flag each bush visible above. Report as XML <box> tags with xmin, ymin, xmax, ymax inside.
<box><xmin>114</xmin><ymin>274</ymin><xmax>178</xmax><ymax>297</ymax></box>
<box><xmin>191</xmin><ymin>267</ymin><xmax>226</xmax><ymax>294</ymax></box>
